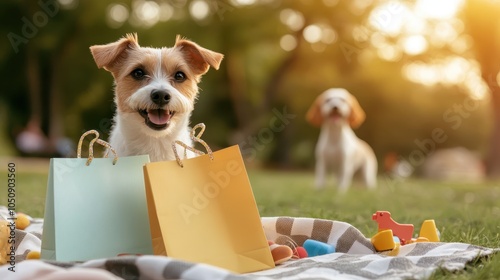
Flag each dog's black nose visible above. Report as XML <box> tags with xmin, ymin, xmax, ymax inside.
<box><xmin>150</xmin><ymin>89</ymin><xmax>171</xmax><ymax>106</ymax></box>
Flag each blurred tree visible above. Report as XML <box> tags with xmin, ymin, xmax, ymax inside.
<box><xmin>463</xmin><ymin>0</ymin><xmax>500</xmax><ymax>177</ymax></box>
<box><xmin>1</xmin><ymin>0</ymin><xmax>110</xmax><ymax>156</ymax></box>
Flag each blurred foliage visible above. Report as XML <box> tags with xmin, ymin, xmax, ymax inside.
<box><xmin>0</xmin><ymin>0</ymin><xmax>494</xmax><ymax>170</ymax></box>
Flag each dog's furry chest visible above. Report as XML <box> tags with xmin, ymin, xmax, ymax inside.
<box><xmin>317</xmin><ymin>125</ymin><xmax>361</xmax><ymax>163</ymax></box>
<box><xmin>109</xmin><ymin>119</ymin><xmax>193</xmax><ymax>162</ymax></box>
<box><xmin>112</xmin><ymin>135</ymin><xmax>191</xmax><ymax>162</ymax></box>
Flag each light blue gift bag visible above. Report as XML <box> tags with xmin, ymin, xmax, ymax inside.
<box><xmin>41</xmin><ymin>130</ymin><xmax>153</xmax><ymax>261</ymax></box>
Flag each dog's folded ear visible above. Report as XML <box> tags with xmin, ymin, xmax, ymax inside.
<box><xmin>175</xmin><ymin>35</ymin><xmax>224</xmax><ymax>75</ymax></box>
<box><xmin>348</xmin><ymin>95</ymin><xmax>366</xmax><ymax>129</ymax></box>
<box><xmin>90</xmin><ymin>33</ymin><xmax>139</xmax><ymax>71</ymax></box>
<box><xmin>306</xmin><ymin>95</ymin><xmax>325</xmax><ymax>127</ymax></box>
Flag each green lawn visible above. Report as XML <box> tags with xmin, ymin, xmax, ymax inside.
<box><xmin>1</xmin><ymin>167</ymin><xmax>499</xmax><ymax>279</ymax></box>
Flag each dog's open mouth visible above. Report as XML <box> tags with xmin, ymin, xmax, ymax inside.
<box><xmin>329</xmin><ymin>110</ymin><xmax>343</xmax><ymax>119</ymax></box>
<box><xmin>139</xmin><ymin>109</ymin><xmax>175</xmax><ymax>130</ymax></box>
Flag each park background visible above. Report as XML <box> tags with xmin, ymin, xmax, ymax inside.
<box><xmin>1</xmin><ymin>0</ymin><xmax>500</xmax><ymax>179</ymax></box>
<box><xmin>1</xmin><ymin>2</ymin><xmax>500</xmax><ymax>278</ymax></box>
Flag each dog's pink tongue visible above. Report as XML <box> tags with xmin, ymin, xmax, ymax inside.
<box><xmin>148</xmin><ymin>109</ymin><xmax>170</xmax><ymax>125</ymax></box>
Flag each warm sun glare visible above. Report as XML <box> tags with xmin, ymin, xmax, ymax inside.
<box><xmin>367</xmin><ymin>0</ymin><xmax>488</xmax><ymax>98</ymax></box>
<box><xmin>415</xmin><ymin>0</ymin><xmax>464</xmax><ymax>19</ymax></box>
<box><xmin>369</xmin><ymin>0</ymin><xmax>464</xmax><ymax>35</ymax></box>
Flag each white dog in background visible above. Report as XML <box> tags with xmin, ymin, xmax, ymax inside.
<box><xmin>306</xmin><ymin>88</ymin><xmax>377</xmax><ymax>192</ymax></box>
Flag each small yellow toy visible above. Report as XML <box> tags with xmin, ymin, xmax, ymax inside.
<box><xmin>15</xmin><ymin>213</ymin><xmax>30</xmax><ymax>230</ymax></box>
<box><xmin>0</xmin><ymin>212</ymin><xmax>32</xmax><ymax>265</ymax></box>
<box><xmin>0</xmin><ymin>220</ymin><xmax>9</xmax><ymax>265</ymax></box>
<box><xmin>26</xmin><ymin>251</ymin><xmax>41</xmax><ymax>259</ymax></box>
<box><xmin>419</xmin><ymin>220</ymin><xmax>440</xmax><ymax>242</ymax></box>
<box><xmin>371</xmin><ymin>230</ymin><xmax>396</xmax><ymax>251</ymax></box>
<box><xmin>382</xmin><ymin>243</ymin><xmax>401</xmax><ymax>257</ymax></box>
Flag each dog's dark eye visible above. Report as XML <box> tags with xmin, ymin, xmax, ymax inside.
<box><xmin>131</xmin><ymin>68</ymin><xmax>146</xmax><ymax>80</ymax></box>
<box><xmin>174</xmin><ymin>71</ymin><xmax>186</xmax><ymax>82</ymax></box>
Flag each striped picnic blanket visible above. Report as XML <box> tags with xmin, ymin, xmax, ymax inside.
<box><xmin>0</xmin><ymin>206</ymin><xmax>497</xmax><ymax>280</ymax></box>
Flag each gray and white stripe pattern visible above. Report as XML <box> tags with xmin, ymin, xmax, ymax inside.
<box><xmin>0</xmin><ymin>207</ymin><xmax>497</xmax><ymax>280</ymax></box>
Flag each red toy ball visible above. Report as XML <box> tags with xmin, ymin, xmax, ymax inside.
<box><xmin>293</xmin><ymin>246</ymin><xmax>308</xmax><ymax>259</ymax></box>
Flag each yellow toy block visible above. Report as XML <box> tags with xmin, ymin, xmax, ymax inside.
<box><xmin>419</xmin><ymin>220</ymin><xmax>440</xmax><ymax>242</ymax></box>
<box><xmin>371</xmin><ymin>229</ymin><xmax>396</xmax><ymax>251</ymax></box>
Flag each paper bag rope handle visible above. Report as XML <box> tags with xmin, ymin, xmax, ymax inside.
<box><xmin>172</xmin><ymin>123</ymin><xmax>214</xmax><ymax>168</ymax></box>
<box><xmin>77</xmin><ymin>130</ymin><xmax>118</xmax><ymax>166</ymax></box>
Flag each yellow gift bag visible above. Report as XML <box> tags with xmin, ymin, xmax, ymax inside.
<box><xmin>143</xmin><ymin>124</ymin><xmax>274</xmax><ymax>273</ymax></box>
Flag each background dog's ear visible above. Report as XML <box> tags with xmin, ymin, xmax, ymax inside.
<box><xmin>306</xmin><ymin>95</ymin><xmax>324</xmax><ymax>127</ymax></box>
<box><xmin>90</xmin><ymin>33</ymin><xmax>139</xmax><ymax>71</ymax></box>
<box><xmin>348</xmin><ymin>94</ymin><xmax>366</xmax><ymax>129</ymax></box>
<box><xmin>175</xmin><ymin>35</ymin><xmax>224</xmax><ymax>75</ymax></box>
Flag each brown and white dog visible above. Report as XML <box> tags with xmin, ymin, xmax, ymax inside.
<box><xmin>90</xmin><ymin>34</ymin><xmax>223</xmax><ymax>161</ymax></box>
<box><xmin>306</xmin><ymin>88</ymin><xmax>377</xmax><ymax>192</ymax></box>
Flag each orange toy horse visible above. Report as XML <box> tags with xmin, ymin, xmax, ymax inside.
<box><xmin>372</xmin><ymin>211</ymin><xmax>414</xmax><ymax>241</ymax></box>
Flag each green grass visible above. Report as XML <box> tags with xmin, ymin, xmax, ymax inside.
<box><xmin>1</xmin><ymin>167</ymin><xmax>499</xmax><ymax>278</ymax></box>
<box><xmin>1</xmin><ymin>170</ymin><xmax>48</xmax><ymax>218</ymax></box>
